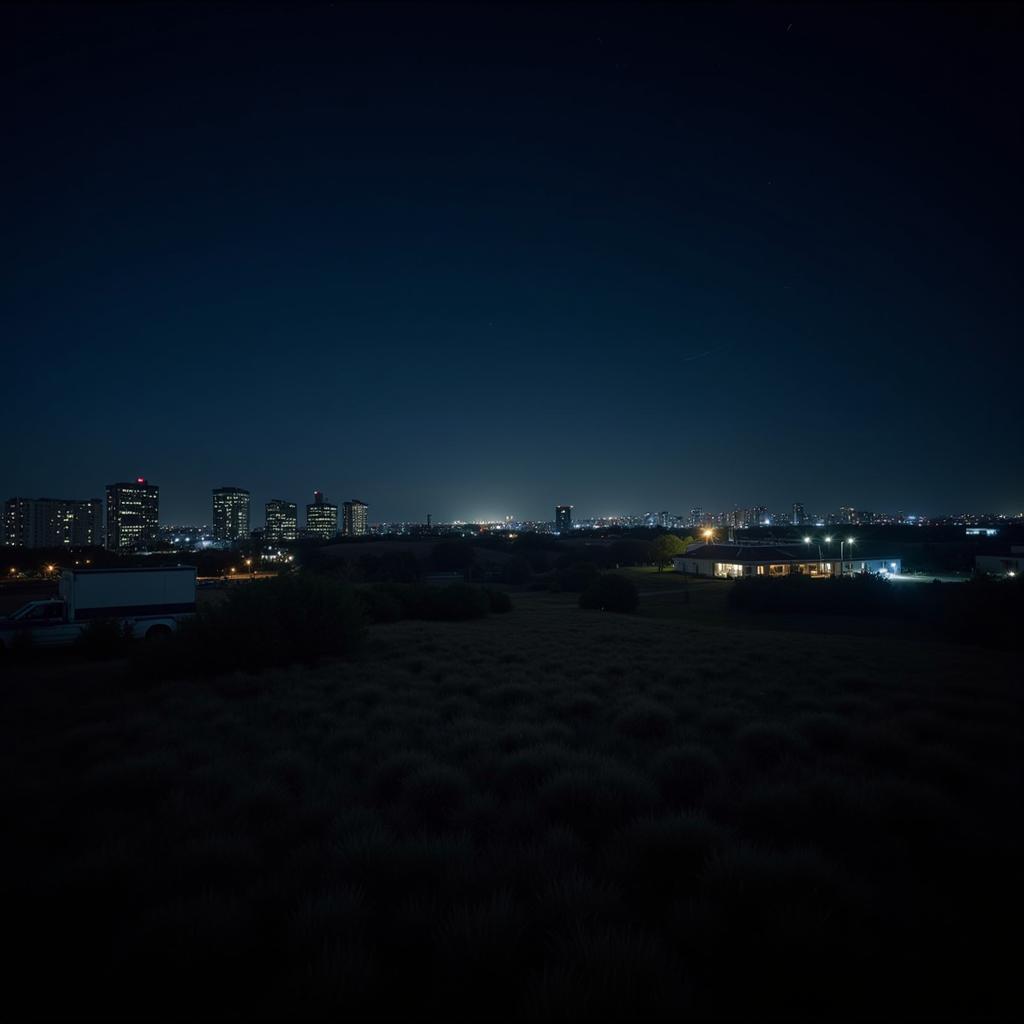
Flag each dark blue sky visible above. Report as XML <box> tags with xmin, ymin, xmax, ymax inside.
<box><xmin>3</xmin><ymin>3</ymin><xmax>1021</xmax><ymax>523</ymax></box>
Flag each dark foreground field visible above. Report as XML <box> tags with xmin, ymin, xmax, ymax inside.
<box><xmin>2</xmin><ymin>591</ymin><xmax>1020</xmax><ymax>1020</ymax></box>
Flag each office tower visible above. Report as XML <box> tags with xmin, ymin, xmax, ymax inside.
<box><xmin>792</xmin><ymin>502</ymin><xmax>806</xmax><ymax>526</ymax></box>
<box><xmin>3</xmin><ymin>497</ymin><xmax>103</xmax><ymax>548</ymax></box>
<box><xmin>342</xmin><ymin>499</ymin><xmax>368</xmax><ymax>537</ymax></box>
<box><xmin>265</xmin><ymin>499</ymin><xmax>298</xmax><ymax>542</ymax></box>
<box><xmin>106</xmin><ymin>478</ymin><xmax>159</xmax><ymax>550</ymax></box>
<box><xmin>306</xmin><ymin>490</ymin><xmax>338</xmax><ymax>539</ymax></box>
<box><xmin>555</xmin><ymin>505</ymin><xmax>573</xmax><ymax>533</ymax></box>
<box><xmin>212</xmin><ymin>487</ymin><xmax>250</xmax><ymax>543</ymax></box>
<box><xmin>689</xmin><ymin>506</ymin><xmax>703</xmax><ymax>527</ymax></box>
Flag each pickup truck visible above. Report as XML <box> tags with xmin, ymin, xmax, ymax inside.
<box><xmin>0</xmin><ymin>566</ymin><xmax>197</xmax><ymax>650</ymax></box>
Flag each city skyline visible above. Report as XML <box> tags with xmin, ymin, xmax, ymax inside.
<box><xmin>4</xmin><ymin>471</ymin><xmax>1019</xmax><ymax>547</ymax></box>
<box><xmin>3</xmin><ymin>4</ymin><xmax>1020</xmax><ymax>523</ymax></box>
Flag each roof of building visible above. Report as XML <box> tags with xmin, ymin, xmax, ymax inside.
<box><xmin>674</xmin><ymin>544</ymin><xmax>898</xmax><ymax>563</ymax></box>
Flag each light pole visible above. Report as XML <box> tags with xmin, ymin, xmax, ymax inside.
<box><xmin>823</xmin><ymin>536</ymin><xmax>834</xmax><ymax>577</ymax></box>
<box><xmin>839</xmin><ymin>537</ymin><xmax>855</xmax><ymax>577</ymax></box>
<box><xmin>804</xmin><ymin>535</ymin><xmax>824</xmax><ymax>575</ymax></box>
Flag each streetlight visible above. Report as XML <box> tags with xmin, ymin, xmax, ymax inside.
<box><xmin>245</xmin><ymin>557</ymin><xmax>253</xmax><ymax>579</ymax></box>
<box><xmin>839</xmin><ymin>536</ymin><xmax>855</xmax><ymax>576</ymax></box>
<box><xmin>803</xmin><ymin>535</ymin><xmax>824</xmax><ymax>575</ymax></box>
<box><xmin>703</xmin><ymin>528</ymin><xmax>715</xmax><ymax>544</ymax></box>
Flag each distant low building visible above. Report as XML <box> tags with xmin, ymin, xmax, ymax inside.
<box><xmin>673</xmin><ymin>543</ymin><xmax>901</xmax><ymax>579</ymax></box>
<box><xmin>4</xmin><ymin>497</ymin><xmax>103</xmax><ymax>548</ymax></box>
<box><xmin>975</xmin><ymin>547</ymin><xmax>1023</xmax><ymax>577</ymax></box>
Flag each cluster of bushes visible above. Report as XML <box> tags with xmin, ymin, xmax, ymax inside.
<box><xmin>9</xmin><ymin>590</ymin><xmax>1019</xmax><ymax>1021</ymax></box>
<box><xmin>138</xmin><ymin>575</ymin><xmax>365</xmax><ymax>677</ymax></box>
<box><xmin>357</xmin><ymin>583</ymin><xmax>512</xmax><ymax>623</ymax></box>
<box><xmin>579</xmin><ymin>573</ymin><xmax>639</xmax><ymax>613</ymax></box>
<box><xmin>729</xmin><ymin>573</ymin><xmax>1023</xmax><ymax>648</ymax></box>
<box><xmin>74</xmin><ymin>618</ymin><xmax>135</xmax><ymax>659</ymax></box>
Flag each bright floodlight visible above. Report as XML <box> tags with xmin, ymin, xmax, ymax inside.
<box><xmin>824</xmin><ymin>535</ymin><xmax>832</xmax><ymax>542</ymax></box>
<box><xmin>847</xmin><ymin>537</ymin><xmax>854</xmax><ymax>543</ymax></box>
<box><xmin>803</xmin><ymin>536</ymin><xmax>811</xmax><ymax>543</ymax></box>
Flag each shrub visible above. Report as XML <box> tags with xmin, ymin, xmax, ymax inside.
<box><xmin>355</xmin><ymin>587</ymin><xmax>404</xmax><ymax>623</ymax></box>
<box><xmin>795</xmin><ymin>712</ymin><xmax>852</xmax><ymax>750</ymax></box>
<box><xmin>736</xmin><ymin>722</ymin><xmax>805</xmax><ymax>768</ymax></box>
<box><xmin>424</xmin><ymin>584</ymin><xmax>491</xmax><ymax>621</ymax></box>
<box><xmin>484</xmin><ymin>588</ymin><xmax>512</xmax><ymax>614</ymax></box>
<box><xmin>556</xmin><ymin>561</ymin><xmax>601</xmax><ymax>593</ymax></box>
<box><xmin>373</xmin><ymin>583</ymin><xmax>492</xmax><ymax>621</ymax></box>
<box><xmin>431</xmin><ymin>540</ymin><xmax>475</xmax><ymax>574</ymax></box>
<box><xmin>74</xmin><ymin>618</ymin><xmax>132</xmax><ymax>659</ymax></box>
<box><xmin>140</xmin><ymin>575</ymin><xmax>364</xmax><ymax>677</ymax></box>
<box><xmin>615</xmin><ymin>699</ymin><xmax>674</xmax><ymax>740</ymax></box>
<box><xmin>401</xmin><ymin>764</ymin><xmax>472</xmax><ymax>825</ymax></box>
<box><xmin>525</xmin><ymin>926</ymin><xmax>688</xmax><ymax>1020</ymax></box>
<box><xmin>652</xmin><ymin>745</ymin><xmax>723</xmax><ymax>806</ymax></box>
<box><xmin>579</xmin><ymin>574</ymin><xmax>639</xmax><ymax>613</ymax></box>
<box><xmin>539</xmin><ymin>758</ymin><xmax>657</xmax><ymax>839</ymax></box>
<box><xmin>499</xmin><ymin>556</ymin><xmax>532</xmax><ymax>585</ymax></box>
<box><xmin>605</xmin><ymin>812</ymin><xmax>727</xmax><ymax>906</ymax></box>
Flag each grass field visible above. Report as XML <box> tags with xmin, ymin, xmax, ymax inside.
<box><xmin>2</xmin><ymin>586</ymin><xmax>1020</xmax><ymax>1019</ymax></box>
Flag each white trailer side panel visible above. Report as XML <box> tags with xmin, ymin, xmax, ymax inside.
<box><xmin>61</xmin><ymin>568</ymin><xmax>197</xmax><ymax>620</ymax></box>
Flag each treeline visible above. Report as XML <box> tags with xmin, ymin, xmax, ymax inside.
<box><xmin>302</xmin><ymin>537</ymin><xmax>665</xmax><ymax>586</ymax></box>
<box><xmin>729</xmin><ymin>574</ymin><xmax>1023</xmax><ymax>648</ymax></box>
<box><xmin>98</xmin><ymin>577</ymin><xmax>512</xmax><ymax>676</ymax></box>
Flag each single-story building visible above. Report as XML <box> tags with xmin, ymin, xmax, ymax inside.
<box><xmin>673</xmin><ymin>543</ymin><xmax>902</xmax><ymax>579</ymax></box>
<box><xmin>975</xmin><ymin>547</ymin><xmax>1023</xmax><ymax>577</ymax></box>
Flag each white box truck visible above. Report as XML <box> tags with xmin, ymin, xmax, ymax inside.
<box><xmin>0</xmin><ymin>566</ymin><xmax>196</xmax><ymax>650</ymax></box>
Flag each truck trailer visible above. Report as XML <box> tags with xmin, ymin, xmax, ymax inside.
<box><xmin>0</xmin><ymin>566</ymin><xmax>197</xmax><ymax>650</ymax></box>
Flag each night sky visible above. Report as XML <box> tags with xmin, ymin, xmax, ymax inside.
<box><xmin>4</xmin><ymin>3</ymin><xmax>1021</xmax><ymax>524</ymax></box>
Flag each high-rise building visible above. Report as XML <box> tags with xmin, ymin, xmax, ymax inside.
<box><xmin>106</xmin><ymin>478</ymin><xmax>159</xmax><ymax>550</ymax></box>
<box><xmin>212</xmin><ymin>487</ymin><xmax>250</xmax><ymax>543</ymax></box>
<box><xmin>265</xmin><ymin>499</ymin><xmax>298</xmax><ymax>542</ymax></box>
<box><xmin>306</xmin><ymin>490</ymin><xmax>338</xmax><ymax>539</ymax></box>
<box><xmin>555</xmin><ymin>505</ymin><xmax>573</xmax><ymax>533</ymax></box>
<box><xmin>792</xmin><ymin>502</ymin><xmax>806</xmax><ymax>526</ymax></box>
<box><xmin>4</xmin><ymin>497</ymin><xmax>103</xmax><ymax>548</ymax></box>
<box><xmin>689</xmin><ymin>506</ymin><xmax>704</xmax><ymax>527</ymax></box>
<box><xmin>342</xmin><ymin>499</ymin><xmax>368</xmax><ymax>537</ymax></box>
